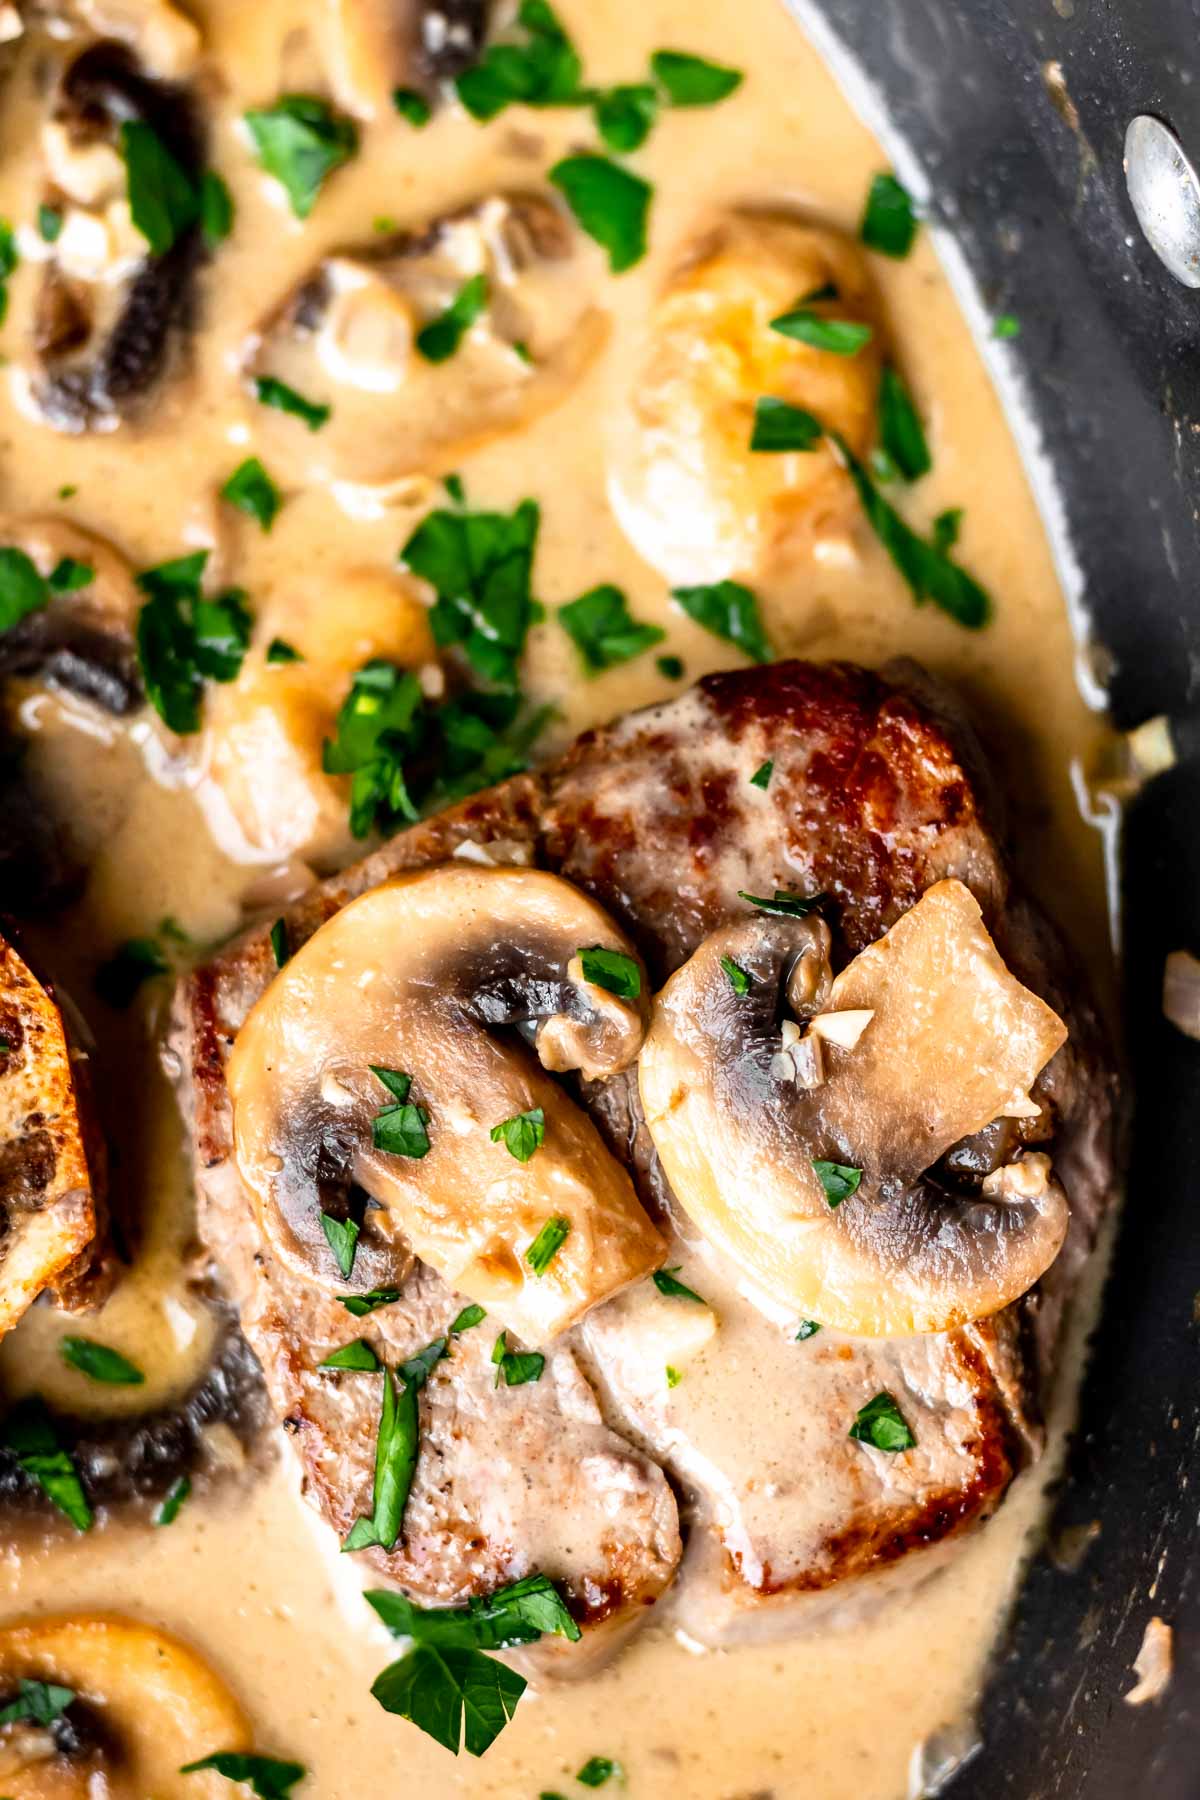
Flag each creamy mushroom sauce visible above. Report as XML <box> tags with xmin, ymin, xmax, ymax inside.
<box><xmin>0</xmin><ymin>0</ymin><xmax>1115</xmax><ymax>1795</ymax></box>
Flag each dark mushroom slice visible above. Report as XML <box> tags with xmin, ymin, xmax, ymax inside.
<box><xmin>244</xmin><ymin>190</ymin><xmax>608</xmax><ymax>493</ymax></box>
<box><xmin>639</xmin><ymin>878</ymin><xmax>1071</xmax><ymax>1337</ymax></box>
<box><xmin>0</xmin><ymin>516</ymin><xmax>141</xmax><ymax>713</ymax></box>
<box><xmin>29</xmin><ymin>38</ymin><xmax>206</xmax><ymax>433</ymax></box>
<box><xmin>228</xmin><ymin>864</ymin><xmax>664</xmax><ymax>1338</ymax></box>
<box><xmin>316</xmin><ymin>0</ymin><xmax>491</xmax><ymax>118</ymax></box>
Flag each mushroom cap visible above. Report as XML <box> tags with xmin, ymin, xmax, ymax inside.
<box><xmin>639</xmin><ymin>880</ymin><xmax>1070</xmax><ymax>1337</ymax></box>
<box><xmin>0</xmin><ymin>514</ymin><xmax>141</xmax><ymax>713</ymax></box>
<box><xmin>608</xmin><ymin>212</ymin><xmax>883</xmax><ymax>587</ymax></box>
<box><xmin>228</xmin><ymin>864</ymin><xmax>664</xmax><ymax>1340</ymax></box>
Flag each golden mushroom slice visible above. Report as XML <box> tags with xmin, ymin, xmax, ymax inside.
<box><xmin>0</xmin><ymin>1614</ymin><xmax>251</xmax><ymax>1798</ymax></box>
<box><xmin>639</xmin><ymin>880</ymin><xmax>1069</xmax><ymax>1337</ymax></box>
<box><xmin>608</xmin><ymin>212</ymin><xmax>883</xmax><ymax>586</ymax></box>
<box><xmin>243</xmin><ymin>192</ymin><xmax>608</xmax><ymax>494</ymax></box>
<box><xmin>0</xmin><ymin>931</ymin><xmax>111</xmax><ymax>1337</ymax></box>
<box><xmin>229</xmin><ymin>865</ymin><xmax>665</xmax><ymax>1339</ymax></box>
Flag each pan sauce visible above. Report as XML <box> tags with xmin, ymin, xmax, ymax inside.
<box><xmin>0</xmin><ymin>0</ymin><xmax>1115</xmax><ymax>1795</ymax></box>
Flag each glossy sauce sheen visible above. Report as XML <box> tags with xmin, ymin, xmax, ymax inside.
<box><xmin>0</xmin><ymin>0</ymin><xmax>1113</xmax><ymax>1795</ymax></box>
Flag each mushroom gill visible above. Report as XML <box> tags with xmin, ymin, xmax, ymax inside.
<box><xmin>638</xmin><ymin>880</ymin><xmax>1070</xmax><ymax>1337</ymax></box>
<box><xmin>228</xmin><ymin>865</ymin><xmax>665</xmax><ymax>1340</ymax></box>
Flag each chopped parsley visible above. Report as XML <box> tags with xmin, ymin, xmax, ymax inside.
<box><xmin>456</xmin><ymin>1</ymin><xmax>583</xmax><ymax>119</ymax></box>
<box><xmin>749</xmin><ymin>758</ymin><xmax>773</xmax><ymax>789</ymax></box>
<box><xmin>932</xmin><ymin>507</ymin><xmax>963</xmax><ymax>553</ymax></box>
<box><xmin>656</xmin><ymin>654</ymin><xmax>684</xmax><ymax>680</ymax></box>
<box><xmin>594</xmin><ymin>83</ymin><xmax>658</xmax><ymax>153</ymax></box>
<box><xmin>860</xmin><ymin>172</ymin><xmax>918</xmax><ymax>258</ymax></box>
<box><xmin>671</xmin><ymin>579</ymin><xmax>773</xmax><ymax>663</ymax></box>
<box><xmin>665</xmin><ymin>1365</ymin><xmax>681</xmax><ymax>1388</ymax></box>
<box><xmin>339</xmin><ymin>1287</ymin><xmax>402</xmax><ymax>1319</ymax></box>
<box><xmin>578</xmin><ymin>1755</ymin><xmax>623</xmax><ymax>1787</ymax></box>
<box><xmin>993</xmin><ymin>312</ymin><xmax>1021</xmax><ymax>339</ymax></box>
<box><xmin>526</xmin><ymin>1214</ymin><xmax>570</xmax><ymax>1275</ymax></box>
<box><xmin>737</xmin><ymin>888</ymin><xmax>823</xmax><ymax>918</ymax></box>
<box><xmin>135</xmin><ymin>549</ymin><xmax>252</xmax><ymax>734</ymax></box>
<box><xmin>155</xmin><ymin>1474</ymin><xmax>191</xmax><ymax>1525</ymax></box>
<box><xmin>120</xmin><ymin>119</ymin><xmax>200</xmax><ymax>256</ymax></box>
<box><xmin>653</xmin><ymin>1267</ymin><xmax>705</xmax><ymax>1303</ymax></box>
<box><xmin>319</xmin><ymin>1338</ymin><xmax>381</xmax><ymax>1372</ymax></box>
<box><xmin>180</xmin><ymin>1753</ymin><xmax>306</xmax><ymax>1797</ymax></box>
<box><xmin>369</xmin><ymin>1571</ymin><xmax>580</xmax><ymax>1651</ymax></box>
<box><xmin>0</xmin><ymin>1678</ymin><xmax>75</xmax><ymax>1727</ymax></box>
<box><xmin>849</xmin><ymin>1389</ymin><xmax>916</xmax><ymax>1452</ymax></box>
<box><xmin>558</xmin><ymin>583</ymin><xmax>664</xmax><ymax>671</ymax></box>
<box><xmin>578</xmin><ymin>946</ymin><xmax>641</xmax><ymax>999</ymax></box>
<box><xmin>0</xmin><ymin>546</ymin><xmax>49</xmax><ymax>633</ymax></box>
<box><xmin>244</xmin><ymin>94</ymin><xmax>358</xmax><ymax>218</ymax></box>
<box><xmin>719</xmin><ymin>954</ymin><xmax>751</xmax><ymax>995</ymax></box>
<box><xmin>415</xmin><ymin>273</ymin><xmax>490</xmax><ymax>364</ymax></box>
<box><xmin>650</xmin><ymin>50</ymin><xmax>741</xmax><ymax>105</ymax></box>
<box><xmin>254</xmin><ymin>374</ymin><xmax>330</xmax><ymax>430</ymax></box>
<box><xmin>221</xmin><ymin>456</ymin><xmax>282</xmax><ymax>531</ymax></box>
<box><xmin>0</xmin><ymin>218</ymin><xmax>15</xmax><ymax>326</ymax></box>
<box><xmin>37</xmin><ymin>203</ymin><xmax>63</xmax><ymax>243</ymax></box>
<box><xmin>343</xmin><ymin>1365</ymin><xmax>419</xmax><ymax>1552</ymax></box>
<box><xmin>266</xmin><ymin>636</ymin><xmax>301</xmax><ymax>664</ymax></box>
<box><xmin>402</xmin><ymin>495</ymin><xmax>540</xmax><ymax>689</ymax></box>
<box><xmin>443</xmin><ymin>472</ymin><xmax>466</xmax><ymax>504</ymax></box>
<box><xmin>795</xmin><ymin>1320</ymin><xmax>821</xmax><ymax>1341</ymax></box>
<box><xmin>48</xmin><ymin>556</ymin><xmax>93</xmax><ymax>591</ymax></box>
<box><xmin>811</xmin><ymin>1159</ymin><xmax>862</xmax><ymax>1207</ymax></box>
<box><xmin>321</xmin><ymin>1212</ymin><xmax>360</xmax><ymax>1278</ymax></box>
<box><xmin>749</xmin><ymin>396</ymin><xmax>822</xmax><ymax>452</ymax></box>
<box><xmin>400</xmin><ymin>1336</ymin><xmax>450</xmax><ymax>1389</ymax></box>
<box><xmin>0</xmin><ymin>1395</ymin><xmax>92</xmax><ymax>1531</ymax></box>
<box><xmin>200</xmin><ymin>169</ymin><xmax>234</xmax><ymax>245</ymax></box>
<box><xmin>878</xmin><ymin>366</ymin><xmax>930</xmax><ymax>482</ymax></box>
<box><xmin>370</xmin><ymin>1066</ymin><xmax>431</xmax><ymax>1160</ymax></box>
<box><xmin>769</xmin><ymin>307</ymin><xmax>873</xmax><ymax>356</ymax></box>
<box><xmin>549</xmin><ymin>154</ymin><xmax>651</xmax><ymax>274</ymax></box>
<box><xmin>392</xmin><ymin>87</ymin><xmax>432</xmax><ymax>127</ymax></box>
<box><xmin>322</xmin><ymin>661</ymin><xmax>423</xmax><ymax>835</ymax></box>
<box><xmin>94</xmin><ymin>936</ymin><xmax>168</xmax><ymax>1008</ymax></box>
<box><xmin>59</xmin><ymin>1337</ymin><xmax>144</xmax><ymax>1385</ymax></box>
<box><xmin>269</xmin><ymin>918</ymin><xmax>289</xmax><ymax>969</ymax></box>
<box><xmin>491</xmin><ymin>1331</ymin><xmax>545</xmax><ymax>1388</ymax></box>
<box><xmin>831</xmin><ymin>434</ymin><xmax>990</xmax><ymax>629</ymax></box>
<box><xmin>491</xmin><ymin>1107</ymin><xmax>545</xmax><ymax>1163</ymax></box>
<box><xmin>451</xmin><ymin>1303</ymin><xmax>486</xmax><ymax>1333</ymax></box>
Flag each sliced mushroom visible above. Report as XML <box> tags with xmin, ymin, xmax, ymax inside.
<box><xmin>0</xmin><ymin>1615</ymin><xmax>250</xmax><ymax>1796</ymax></box>
<box><xmin>244</xmin><ymin>191</ymin><xmax>608</xmax><ymax>492</ymax></box>
<box><xmin>608</xmin><ymin>213</ymin><xmax>883</xmax><ymax>586</ymax></box>
<box><xmin>62</xmin><ymin>0</ymin><xmax>203</xmax><ymax>77</ymax></box>
<box><xmin>228</xmin><ymin>865</ymin><xmax>665</xmax><ymax>1339</ymax></box>
<box><xmin>639</xmin><ymin>880</ymin><xmax>1069</xmax><ymax>1337</ymax></box>
<box><xmin>313</xmin><ymin>0</ymin><xmax>490</xmax><ymax>118</ymax></box>
<box><xmin>0</xmin><ymin>929</ymin><xmax>113</xmax><ymax>1338</ymax></box>
<box><xmin>27</xmin><ymin>39</ymin><xmax>205</xmax><ymax>433</ymax></box>
<box><xmin>0</xmin><ymin>515</ymin><xmax>140</xmax><ymax>712</ymax></box>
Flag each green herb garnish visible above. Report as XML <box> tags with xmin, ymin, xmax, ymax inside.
<box><xmin>266</xmin><ymin>637</ymin><xmax>302</xmax><ymax>664</ymax></box>
<box><xmin>719</xmin><ymin>954</ymin><xmax>750</xmax><ymax>995</ymax></box>
<box><xmin>120</xmin><ymin>119</ymin><xmax>199</xmax><ymax>255</ymax></box>
<box><xmin>653</xmin><ymin>1267</ymin><xmax>705</xmax><ymax>1303</ymax></box>
<box><xmin>200</xmin><ymin>169</ymin><xmax>234</xmax><ymax>245</ymax></box>
<box><xmin>749</xmin><ymin>396</ymin><xmax>823</xmax><ymax>452</ymax></box>
<box><xmin>848</xmin><ymin>1389</ymin><xmax>916</xmax><ymax>1452</ymax></box>
<box><xmin>795</xmin><ymin>1320</ymin><xmax>821</xmax><ymax>1341</ymax></box>
<box><xmin>254</xmin><ymin>374</ymin><xmax>330</xmax><ymax>431</ymax></box>
<box><xmin>402</xmin><ymin>495</ymin><xmax>540</xmax><ymax>688</ymax></box>
<box><xmin>319</xmin><ymin>1338</ymin><xmax>381</xmax><ymax>1372</ymax></box>
<box><xmin>416</xmin><ymin>273</ymin><xmax>489</xmax><ymax>364</ymax></box>
<box><xmin>860</xmin><ymin>172</ymin><xmax>918</xmax><ymax>258</ymax></box>
<box><xmin>343</xmin><ymin>1366</ymin><xmax>419</xmax><ymax>1552</ymax></box>
<box><xmin>671</xmin><ymin>579</ymin><xmax>773</xmax><ymax>663</ymax></box>
<box><xmin>931</xmin><ymin>507</ymin><xmax>963</xmax><ymax>553</ymax></box>
<box><xmin>339</xmin><ymin>1287</ymin><xmax>402</xmax><ymax>1318</ymax></box>
<box><xmin>135</xmin><ymin>551</ymin><xmax>252</xmax><ymax>733</ymax></box>
<box><xmin>400</xmin><ymin>1337</ymin><xmax>449</xmax><ymax>1389</ymax></box>
<box><xmin>59</xmin><ymin>1337</ymin><xmax>144</xmax><ymax>1385</ymax></box>
<box><xmin>651</xmin><ymin>49</ymin><xmax>741</xmax><ymax>105</ymax></box>
<box><xmin>736</xmin><ymin>888</ymin><xmax>823</xmax><ymax>918</ymax></box>
<box><xmin>321</xmin><ymin>1213</ymin><xmax>360</xmax><ymax>1279</ymax></box>
<box><xmin>221</xmin><ymin>456</ymin><xmax>281</xmax><ymax>531</ymax></box>
<box><xmin>811</xmin><ymin>1159</ymin><xmax>862</xmax><ymax>1207</ymax></box>
<box><xmin>578</xmin><ymin>946</ymin><xmax>641</xmax><ymax>999</ymax></box>
<box><xmin>665</xmin><ymin>1365</ymin><xmax>681</xmax><ymax>1388</ymax></box>
<box><xmin>878</xmin><ymin>366</ymin><xmax>930</xmax><ymax>481</ymax></box>
<box><xmin>549</xmin><ymin>155</ymin><xmax>651</xmax><ymax>274</ymax></box>
<box><xmin>455</xmin><ymin>1</ymin><xmax>583</xmax><ymax>120</ymax></box>
<box><xmin>155</xmin><ymin>1474</ymin><xmax>191</xmax><ymax>1524</ymax></box>
<box><xmin>992</xmin><ymin>312</ymin><xmax>1021</xmax><ymax>340</ymax></box>
<box><xmin>656</xmin><ymin>654</ymin><xmax>684</xmax><ymax>680</ymax></box>
<box><xmin>48</xmin><ymin>556</ymin><xmax>93</xmax><ymax>591</ymax></box>
<box><xmin>578</xmin><ymin>1756</ymin><xmax>623</xmax><ymax>1787</ymax></box>
<box><xmin>594</xmin><ymin>83</ymin><xmax>657</xmax><ymax>153</ymax></box>
<box><xmin>392</xmin><ymin>87</ymin><xmax>432</xmax><ymax>127</ymax></box>
<box><xmin>370</xmin><ymin>1065</ymin><xmax>431</xmax><ymax>1159</ymax></box>
<box><xmin>0</xmin><ymin>1679</ymin><xmax>75</xmax><ymax>1726</ymax></box>
<box><xmin>37</xmin><ymin>204</ymin><xmax>63</xmax><ymax>243</ymax></box>
<box><xmin>94</xmin><ymin>937</ymin><xmax>168</xmax><ymax>1008</ymax></box>
<box><xmin>526</xmin><ymin>1214</ymin><xmax>569</xmax><ymax>1275</ymax></box>
<box><xmin>491</xmin><ymin>1332</ymin><xmax>545</xmax><ymax>1388</ymax></box>
<box><xmin>559</xmin><ymin>584</ymin><xmax>665</xmax><ymax>671</ymax></box>
<box><xmin>180</xmin><ymin>1752</ymin><xmax>306</xmax><ymax>1798</ymax></box>
<box><xmin>0</xmin><ymin>546</ymin><xmax>49</xmax><ymax>633</ymax></box>
<box><xmin>749</xmin><ymin>758</ymin><xmax>773</xmax><ymax>789</ymax></box>
<box><xmin>244</xmin><ymin>95</ymin><xmax>358</xmax><ymax>218</ymax></box>
<box><xmin>0</xmin><ymin>1396</ymin><xmax>92</xmax><ymax>1531</ymax></box>
<box><xmin>451</xmin><ymin>1303</ymin><xmax>486</xmax><ymax>1333</ymax></box>
<box><xmin>491</xmin><ymin>1107</ymin><xmax>545</xmax><ymax>1163</ymax></box>
<box><xmin>0</xmin><ymin>218</ymin><xmax>16</xmax><ymax>325</ymax></box>
<box><xmin>769</xmin><ymin>308</ymin><xmax>873</xmax><ymax>356</ymax></box>
<box><xmin>268</xmin><ymin>918</ymin><xmax>289</xmax><ymax>969</ymax></box>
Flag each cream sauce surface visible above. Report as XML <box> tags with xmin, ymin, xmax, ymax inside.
<box><xmin>0</xmin><ymin>0</ymin><xmax>1114</xmax><ymax>1795</ymax></box>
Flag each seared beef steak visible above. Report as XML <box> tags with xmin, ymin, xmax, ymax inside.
<box><xmin>173</xmin><ymin>660</ymin><xmax>1116</xmax><ymax>1659</ymax></box>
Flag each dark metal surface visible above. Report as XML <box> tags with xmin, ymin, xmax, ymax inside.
<box><xmin>792</xmin><ymin>1</ymin><xmax>1200</xmax><ymax>1794</ymax></box>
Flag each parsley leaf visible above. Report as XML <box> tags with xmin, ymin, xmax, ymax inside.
<box><xmin>451</xmin><ymin>1303</ymin><xmax>486</xmax><ymax>1333</ymax></box>
<box><xmin>59</xmin><ymin>1337</ymin><xmax>144</xmax><ymax>1385</ymax></box>
<box><xmin>372</xmin><ymin>1642</ymin><xmax>526</xmax><ymax>1756</ymax></box>
<box><xmin>339</xmin><ymin>1287</ymin><xmax>402</xmax><ymax>1318</ymax></box>
<box><xmin>254</xmin><ymin>374</ymin><xmax>330</xmax><ymax>430</ymax></box>
<box><xmin>269</xmin><ymin>918</ymin><xmax>289</xmax><ymax>969</ymax></box>
<box><xmin>400</xmin><ymin>1337</ymin><xmax>449</xmax><ymax>1389</ymax></box>
<box><xmin>931</xmin><ymin>507</ymin><xmax>963</xmax><ymax>554</ymax></box>
<box><xmin>0</xmin><ymin>218</ymin><xmax>15</xmax><ymax>325</ymax></box>
<box><xmin>749</xmin><ymin>759</ymin><xmax>773</xmax><ymax>789</ymax></box>
<box><xmin>848</xmin><ymin>1389</ymin><xmax>916</xmax><ymax>1452</ymax></box>
<box><xmin>322</xmin><ymin>661</ymin><xmax>424</xmax><ymax>837</ymax></box>
<box><xmin>244</xmin><ymin>95</ymin><xmax>358</xmax><ymax>218</ymax></box>
<box><xmin>578</xmin><ymin>1756</ymin><xmax>622</xmax><ymax>1787</ymax></box>
<box><xmin>594</xmin><ymin>83</ymin><xmax>658</xmax><ymax>153</ymax></box>
<box><xmin>48</xmin><ymin>556</ymin><xmax>93</xmax><ymax>591</ymax></box>
<box><xmin>558</xmin><ymin>584</ymin><xmax>664</xmax><ymax>671</ymax></box>
<box><xmin>155</xmin><ymin>1474</ymin><xmax>191</xmax><ymax>1524</ymax></box>
<box><xmin>266</xmin><ymin>636</ymin><xmax>302</xmax><ymax>664</ymax></box>
<box><xmin>861</xmin><ymin>172</ymin><xmax>918</xmax><ymax>258</ymax></box>
<box><xmin>491</xmin><ymin>1107</ymin><xmax>545</xmax><ymax>1163</ymax></box>
<box><xmin>371</xmin><ymin>1066</ymin><xmax>430</xmax><ymax>1159</ymax></box>
<box><xmin>455</xmin><ymin>0</ymin><xmax>583</xmax><ymax>120</ymax></box>
<box><xmin>671</xmin><ymin>579</ymin><xmax>772</xmax><ymax>662</ymax></box>
<box><xmin>200</xmin><ymin>169</ymin><xmax>234</xmax><ymax>245</ymax></box>
<box><xmin>665</xmin><ymin>1364</ymin><xmax>681</xmax><ymax>1387</ymax></box>
<box><xmin>651</xmin><ymin>50</ymin><xmax>742</xmax><ymax>105</ymax></box>
<box><xmin>491</xmin><ymin>1332</ymin><xmax>544</xmax><ymax>1387</ymax></box>
<box><xmin>549</xmin><ymin>154</ymin><xmax>651</xmax><ymax>274</ymax></box>
<box><xmin>416</xmin><ymin>273</ymin><xmax>490</xmax><ymax>364</ymax></box>
<box><xmin>135</xmin><ymin>551</ymin><xmax>251</xmax><ymax>733</ymax></box>
<box><xmin>321</xmin><ymin>1212</ymin><xmax>360</xmax><ymax>1278</ymax></box>
<box><xmin>769</xmin><ymin>307</ymin><xmax>873</xmax><ymax>356</ymax></box>
<box><xmin>343</xmin><ymin>1366</ymin><xmax>419</xmax><ymax>1553</ymax></box>
<box><xmin>221</xmin><ymin>456</ymin><xmax>282</xmax><ymax>531</ymax></box>
<box><xmin>37</xmin><ymin>203</ymin><xmax>63</xmax><ymax>243</ymax></box>
<box><xmin>319</xmin><ymin>1338</ymin><xmax>381</xmax><ymax>1372</ymax></box>
<box><xmin>526</xmin><ymin>1214</ymin><xmax>569</xmax><ymax>1275</ymax></box>
<box><xmin>0</xmin><ymin>546</ymin><xmax>49</xmax><ymax>632</ymax></box>
<box><xmin>737</xmin><ymin>888</ymin><xmax>824</xmax><ymax>918</ymax></box>
<box><xmin>578</xmin><ymin>946</ymin><xmax>641</xmax><ymax>998</ymax></box>
<box><xmin>811</xmin><ymin>1159</ymin><xmax>862</xmax><ymax>1207</ymax></box>
<box><xmin>993</xmin><ymin>312</ymin><xmax>1021</xmax><ymax>340</ymax></box>
<box><xmin>749</xmin><ymin>396</ymin><xmax>822</xmax><ymax>452</ymax></box>
<box><xmin>656</xmin><ymin>654</ymin><xmax>684</xmax><ymax>680</ymax></box>
<box><xmin>393</xmin><ymin>87</ymin><xmax>432</xmax><ymax>126</ymax></box>
<box><xmin>367</xmin><ymin>1571</ymin><xmax>580</xmax><ymax>1651</ymax></box>
<box><xmin>94</xmin><ymin>936</ymin><xmax>168</xmax><ymax>1008</ymax></box>
<box><xmin>0</xmin><ymin>1396</ymin><xmax>92</xmax><ymax>1531</ymax></box>
<box><xmin>402</xmin><ymin>496</ymin><xmax>540</xmax><ymax>689</ymax></box>
<box><xmin>653</xmin><ymin>1267</ymin><xmax>705</xmax><ymax>1303</ymax></box>
<box><xmin>878</xmin><ymin>366</ymin><xmax>930</xmax><ymax>481</ymax></box>
<box><xmin>180</xmin><ymin>1752</ymin><xmax>306</xmax><ymax>1798</ymax></box>
<box><xmin>120</xmin><ymin>119</ymin><xmax>200</xmax><ymax>256</ymax></box>
<box><xmin>719</xmin><ymin>954</ymin><xmax>750</xmax><ymax>995</ymax></box>
<box><xmin>0</xmin><ymin>1678</ymin><xmax>75</xmax><ymax>1727</ymax></box>
<box><xmin>795</xmin><ymin>1320</ymin><xmax>821</xmax><ymax>1341</ymax></box>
